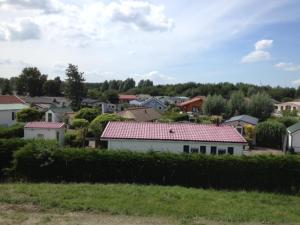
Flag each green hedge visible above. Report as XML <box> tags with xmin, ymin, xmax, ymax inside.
<box><xmin>0</xmin><ymin>123</ymin><xmax>24</xmax><ymax>138</ymax></box>
<box><xmin>0</xmin><ymin>139</ymin><xmax>27</xmax><ymax>180</ymax></box>
<box><xmin>12</xmin><ymin>142</ymin><xmax>300</xmax><ymax>192</ymax></box>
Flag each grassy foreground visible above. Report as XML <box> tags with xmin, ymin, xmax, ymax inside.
<box><xmin>0</xmin><ymin>183</ymin><xmax>300</xmax><ymax>225</ymax></box>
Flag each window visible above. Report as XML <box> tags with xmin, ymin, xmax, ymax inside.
<box><xmin>236</xmin><ymin>127</ymin><xmax>242</xmax><ymax>134</ymax></box>
<box><xmin>183</xmin><ymin>145</ymin><xmax>190</xmax><ymax>153</ymax></box>
<box><xmin>228</xmin><ymin>147</ymin><xmax>234</xmax><ymax>155</ymax></box>
<box><xmin>12</xmin><ymin>112</ymin><xmax>15</xmax><ymax>121</ymax></box>
<box><xmin>211</xmin><ymin>146</ymin><xmax>217</xmax><ymax>155</ymax></box>
<box><xmin>200</xmin><ymin>146</ymin><xmax>206</xmax><ymax>154</ymax></box>
<box><xmin>37</xmin><ymin>134</ymin><xmax>44</xmax><ymax>139</ymax></box>
<box><xmin>191</xmin><ymin>148</ymin><xmax>199</xmax><ymax>153</ymax></box>
<box><xmin>48</xmin><ymin>113</ymin><xmax>52</xmax><ymax>122</ymax></box>
<box><xmin>56</xmin><ymin>131</ymin><xmax>60</xmax><ymax>141</ymax></box>
<box><xmin>218</xmin><ymin>149</ymin><xmax>226</xmax><ymax>155</ymax></box>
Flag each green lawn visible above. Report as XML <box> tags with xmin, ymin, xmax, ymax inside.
<box><xmin>0</xmin><ymin>183</ymin><xmax>300</xmax><ymax>225</ymax></box>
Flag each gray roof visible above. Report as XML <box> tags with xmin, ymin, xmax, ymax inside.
<box><xmin>287</xmin><ymin>122</ymin><xmax>300</xmax><ymax>133</ymax></box>
<box><xmin>0</xmin><ymin>104</ymin><xmax>28</xmax><ymax>111</ymax></box>
<box><xmin>48</xmin><ymin>106</ymin><xmax>73</xmax><ymax>113</ymax></box>
<box><xmin>225</xmin><ymin>115</ymin><xmax>259</xmax><ymax>125</ymax></box>
<box><xmin>81</xmin><ymin>98</ymin><xmax>102</xmax><ymax>104</ymax></box>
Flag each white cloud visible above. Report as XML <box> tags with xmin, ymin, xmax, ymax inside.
<box><xmin>255</xmin><ymin>39</ymin><xmax>273</xmax><ymax>50</ymax></box>
<box><xmin>106</xmin><ymin>1</ymin><xmax>174</xmax><ymax>32</ymax></box>
<box><xmin>133</xmin><ymin>71</ymin><xmax>176</xmax><ymax>84</ymax></box>
<box><xmin>7</xmin><ymin>20</ymin><xmax>41</xmax><ymax>41</ymax></box>
<box><xmin>292</xmin><ymin>79</ymin><xmax>300</xmax><ymax>85</ymax></box>
<box><xmin>241</xmin><ymin>39</ymin><xmax>273</xmax><ymax>63</ymax></box>
<box><xmin>275</xmin><ymin>62</ymin><xmax>300</xmax><ymax>72</ymax></box>
<box><xmin>0</xmin><ymin>0</ymin><xmax>61</xmax><ymax>13</ymax></box>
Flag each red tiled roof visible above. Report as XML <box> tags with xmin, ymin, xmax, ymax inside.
<box><xmin>101</xmin><ymin>122</ymin><xmax>247</xmax><ymax>143</ymax></box>
<box><xmin>0</xmin><ymin>95</ymin><xmax>25</xmax><ymax>104</ymax></box>
<box><xmin>119</xmin><ymin>95</ymin><xmax>137</xmax><ymax>100</ymax></box>
<box><xmin>178</xmin><ymin>96</ymin><xmax>206</xmax><ymax>106</ymax></box>
<box><xmin>25</xmin><ymin>122</ymin><xmax>65</xmax><ymax>129</ymax></box>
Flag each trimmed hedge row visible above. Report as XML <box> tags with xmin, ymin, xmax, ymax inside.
<box><xmin>0</xmin><ymin>139</ymin><xmax>27</xmax><ymax>180</ymax></box>
<box><xmin>0</xmin><ymin>123</ymin><xmax>24</xmax><ymax>139</ymax></box>
<box><xmin>12</xmin><ymin>142</ymin><xmax>300</xmax><ymax>192</ymax></box>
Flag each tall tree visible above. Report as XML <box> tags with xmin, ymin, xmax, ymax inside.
<box><xmin>247</xmin><ymin>92</ymin><xmax>274</xmax><ymax>121</ymax></box>
<box><xmin>121</xmin><ymin>78</ymin><xmax>135</xmax><ymax>92</ymax></box>
<box><xmin>1</xmin><ymin>79</ymin><xmax>13</xmax><ymax>95</ymax></box>
<box><xmin>17</xmin><ymin>67</ymin><xmax>47</xmax><ymax>96</ymax></box>
<box><xmin>43</xmin><ymin>76</ymin><xmax>62</xmax><ymax>96</ymax></box>
<box><xmin>227</xmin><ymin>91</ymin><xmax>247</xmax><ymax>116</ymax></box>
<box><xmin>203</xmin><ymin>94</ymin><xmax>227</xmax><ymax>116</ymax></box>
<box><xmin>65</xmin><ymin>64</ymin><xmax>86</xmax><ymax>110</ymax></box>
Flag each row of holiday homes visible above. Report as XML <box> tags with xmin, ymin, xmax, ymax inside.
<box><xmin>1</xmin><ymin>95</ymin><xmax>300</xmax><ymax>154</ymax></box>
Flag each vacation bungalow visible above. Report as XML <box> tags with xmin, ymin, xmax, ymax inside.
<box><xmin>178</xmin><ymin>96</ymin><xmax>206</xmax><ymax>113</ymax></box>
<box><xmin>101</xmin><ymin>122</ymin><xmax>248</xmax><ymax>155</ymax></box>
<box><xmin>224</xmin><ymin>115</ymin><xmax>258</xmax><ymax>134</ymax></box>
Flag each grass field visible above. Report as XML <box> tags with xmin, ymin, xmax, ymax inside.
<box><xmin>0</xmin><ymin>183</ymin><xmax>300</xmax><ymax>225</ymax></box>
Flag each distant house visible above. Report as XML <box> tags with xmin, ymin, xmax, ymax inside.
<box><xmin>274</xmin><ymin>101</ymin><xmax>300</xmax><ymax>116</ymax></box>
<box><xmin>101</xmin><ymin>122</ymin><xmax>247</xmax><ymax>155</ymax></box>
<box><xmin>119</xmin><ymin>95</ymin><xmax>138</xmax><ymax>103</ymax></box>
<box><xmin>287</xmin><ymin>122</ymin><xmax>300</xmax><ymax>153</ymax></box>
<box><xmin>45</xmin><ymin>106</ymin><xmax>73</xmax><ymax>123</ymax></box>
<box><xmin>117</xmin><ymin>107</ymin><xmax>162</xmax><ymax>122</ymax></box>
<box><xmin>24</xmin><ymin>122</ymin><xmax>65</xmax><ymax>146</ymax></box>
<box><xmin>178</xmin><ymin>96</ymin><xmax>206</xmax><ymax>113</ymax></box>
<box><xmin>129</xmin><ymin>97</ymin><xmax>167</xmax><ymax>112</ymax></box>
<box><xmin>21</xmin><ymin>96</ymin><xmax>70</xmax><ymax>112</ymax></box>
<box><xmin>156</xmin><ymin>96</ymin><xmax>190</xmax><ymax>105</ymax></box>
<box><xmin>0</xmin><ymin>95</ymin><xmax>28</xmax><ymax>127</ymax></box>
<box><xmin>224</xmin><ymin>115</ymin><xmax>259</xmax><ymax>134</ymax></box>
<box><xmin>81</xmin><ymin>98</ymin><xmax>103</xmax><ymax>107</ymax></box>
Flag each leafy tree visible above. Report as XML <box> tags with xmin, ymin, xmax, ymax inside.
<box><xmin>16</xmin><ymin>108</ymin><xmax>41</xmax><ymax>122</ymax></box>
<box><xmin>1</xmin><ymin>79</ymin><xmax>13</xmax><ymax>95</ymax></box>
<box><xmin>101</xmin><ymin>80</ymin><xmax>109</xmax><ymax>92</ymax></box>
<box><xmin>103</xmin><ymin>90</ymin><xmax>119</xmax><ymax>104</ymax></box>
<box><xmin>247</xmin><ymin>93</ymin><xmax>274</xmax><ymax>121</ymax></box>
<box><xmin>228</xmin><ymin>91</ymin><xmax>247</xmax><ymax>116</ymax></box>
<box><xmin>121</xmin><ymin>78</ymin><xmax>135</xmax><ymax>91</ymax></box>
<box><xmin>275</xmin><ymin>116</ymin><xmax>299</xmax><ymax>127</ymax></box>
<box><xmin>43</xmin><ymin>77</ymin><xmax>62</xmax><ymax>96</ymax></box>
<box><xmin>138</xmin><ymin>79</ymin><xmax>153</xmax><ymax>88</ymax></box>
<box><xmin>90</xmin><ymin>114</ymin><xmax>123</xmax><ymax>147</ymax></box>
<box><xmin>74</xmin><ymin>108</ymin><xmax>100</xmax><ymax>122</ymax></box>
<box><xmin>65</xmin><ymin>64</ymin><xmax>86</xmax><ymax>110</ymax></box>
<box><xmin>72</xmin><ymin>118</ymin><xmax>89</xmax><ymax>147</ymax></box>
<box><xmin>17</xmin><ymin>67</ymin><xmax>47</xmax><ymax>96</ymax></box>
<box><xmin>256</xmin><ymin>121</ymin><xmax>286</xmax><ymax>149</ymax></box>
<box><xmin>203</xmin><ymin>94</ymin><xmax>227</xmax><ymax>115</ymax></box>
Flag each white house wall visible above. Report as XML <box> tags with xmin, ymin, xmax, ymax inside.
<box><xmin>0</xmin><ymin>109</ymin><xmax>20</xmax><ymax>127</ymax></box>
<box><xmin>106</xmin><ymin>139</ymin><xmax>245</xmax><ymax>155</ymax></box>
<box><xmin>24</xmin><ymin>128</ymin><xmax>65</xmax><ymax>145</ymax></box>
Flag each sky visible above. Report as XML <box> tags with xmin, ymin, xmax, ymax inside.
<box><xmin>1</xmin><ymin>0</ymin><xmax>300</xmax><ymax>87</ymax></box>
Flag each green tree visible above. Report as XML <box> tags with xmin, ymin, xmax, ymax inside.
<box><xmin>101</xmin><ymin>80</ymin><xmax>109</xmax><ymax>92</ymax></box>
<box><xmin>138</xmin><ymin>79</ymin><xmax>153</xmax><ymax>88</ymax></box>
<box><xmin>43</xmin><ymin>77</ymin><xmax>62</xmax><ymax>96</ymax></box>
<box><xmin>72</xmin><ymin>118</ymin><xmax>89</xmax><ymax>147</ymax></box>
<box><xmin>1</xmin><ymin>79</ymin><xmax>13</xmax><ymax>95</ymax></box>
<box><xmin>74</xmin><ymin>108</ymin><xmax>100</xmax><ymax>122</ymax></box>
<box><xmin>203</xmin><ymin>94</ymin><xmax>227</xmax><ymax>115</ymax></box>
<box><xmin>17</xmin><ymin>67</ymin><xmax>47</xmax><ymax>96</ymax></box>
<box><xmin>121</xmin><ymin>78</ymin><xmax>136</xmax><ymax>91</ymax></box>
<box><xmin>65</xmin><ymin>64</ymin><xmax>86</xmax><ymax>110</ymax></box>
<box><xmin>16</xmin><ymin>108</ymin><xmax>41</xmax><ymax>122</ymax></box>
<box><xmin>247</xmin><ymin>93</ymin><xmax>274</xmax><ymax>121</ymax></box>
<box><xmin>256</xmin><ymin>121</ymin><xmax>286</xmax><ymax>149</ymax></box>
<box><xmin>103</xmin><ymin>90</ymin><xmax>119</xmax><ymax>104</ymax></box>
<box><xmin>90</xmin><ymin>114</ymin><xmax>123</xmax><ymax>147</ymax></box>
<box><xmin>228</xmin><ymin>91</ymin><xmax>247</xmax><ymax>116</ymax></box>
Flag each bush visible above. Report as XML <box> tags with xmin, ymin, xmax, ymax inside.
<box><xmin>256</xmin><ymin>121</ymin><xmax>286</xmax><ymax>149</ymax></box>
<box><xmin>203</xmin><ymin>94</ymin><xmax>227</xmax><ymax>116</ymax></box>
<box><xmin>65</xmin><ymin>131</ymin><xmax>83</xmax><ymax>147</ymax></box>
<box><xmin>74</xmin><ymin>108</ymin><xmax>100</xmax><ymax>122</ymax></box>
<box><xmin>16</xmin><ymin>108</ymin><xmax>41</xmax><ymax>122</ymax></box>
<box><xmin>0</xmin><ymin>123</ymin><xmax>24</xmax><ymax>138</ymax></box>
<box><xmin>160</xmin><ymin>112</ymin><xmax>189</xmax><ymax>122</ymax></box>
<box><xmin>0</xmin><ymin>138</ymin><xmax>27</xmax><ymax>180</ymax></box>
<box><xmin>276</xmin><ymin>116</ymin><xmax>299</xmax><ymax>128</ymax></box>
<box><xmin>12</xmin><ymin>144</ymin><xmax>300</xmax><ymax>192</ymax></box>
<box><xmin>248</xmin><ymin>93</ymin><xmax>274</xmax><ymax>121</ymax></box>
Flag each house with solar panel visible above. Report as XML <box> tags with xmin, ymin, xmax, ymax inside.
<box><xmin>101</xmin><ymin>122</ymin><xmax>248</xmax><ymax>155</ymax></box>
<box><xmin>0</xmin><ymin>95</ymin><xmax>28</xmax><ymax>127</ymax></box>
<box><xmin>24</xmin><ymin>122</ymin><xmax>65</xmax><ymax>146</ymax></box>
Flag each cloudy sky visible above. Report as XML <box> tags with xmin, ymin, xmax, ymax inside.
<box><xmin>1</xmin><ymin>0</ymin><xmax>300</xmax><ymax>86</ymax></box>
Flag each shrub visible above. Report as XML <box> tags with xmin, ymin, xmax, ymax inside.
<box><xmin>12</xmin><ymin>144</ymin><xmax>300</xmax><ymax>192</ymax></box>
<box><xmin>256</xmin><ymin>121</ymin><xmax>286</xmax><ymax>149</ymax></box>
<box><xmin>160</xmin><ymin>112</ymin><xmax>189</xmax><ymax>122</ymax></box>
<box><xmin>0</xmin><ymin>138</ymin><xmax>27</xmax><ymax>180</ymax></box>
<box><xmin>74</xmin><ymin>108</ymin><xmax>100</xmax><ymax>122</ymax></box>
<box><xmin>247</xmin><ymin>93</ymin><xmax>274</xmax><ymax>121</ymax></box>
<box><xmin>203</xmin><ymin>94</ymin><xmax>227</xmax><ymax>116</ymax></box>
<box><xmin>16</xmin><ymin>108</ymin><xmax>41</xmax><ymax>122</ymax></box>
<box><xmin>0</xmin><ymin>123</ymin><xmax>24</xmax><ymax>138</ymax></box>
<box><xmin>65</xmin><ymin>131</ymin><xmax>83</xmax><ymax>147</ymax></box>
<box><xmin>276</xmin><ymin>116</ymin><xmax>299</xmax><ymax>128</ymax></box>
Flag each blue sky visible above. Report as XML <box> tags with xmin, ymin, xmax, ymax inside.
<box><xmin>0</xmin><ymin>0</ymin><xmax>300</xmax><ymax>86</ymax></box>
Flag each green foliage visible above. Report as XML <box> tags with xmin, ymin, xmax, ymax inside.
<box><xmin>11</xmin><ymin>144</ymin><xmax>300</xmax><ymax>192</ymax></box>
<box><xmin>227</xmin><ymin>91</ymin><xmax>247</xmax><ymax>116</ymax></box>
<box><xmin>160</xmin><ymin>112</ymin><xmax>189</xmax><ymax>122</ymax></box>
<box><xmin>203</xmin><ymin>94</ymin><xmax>227</xmax><ymax>116</ymax></box>
<box><xmin>16</xmin><ymin>108</ymin><xmax>41</xmax><ymax>122</ymax></box>
<box><xmin>256</xmin><ymin>121</ymin><xmax>286</xmax><ymax>149</ymax></box>
<box><xmin>103</xmin><ymin>90</ymin><xmax>119</xmax><ymax>104</ymax></box>
<box><xmin>276</xmin><ymin>116</ymin><xmax>299</xmax><ymax>127</ymax></box>
<box><xmin>65</xmin><ymin>131</ymin><xmax>83</xmax><ymax>147</ymax></box>
<box><xmin>72</xmin><ymin>119</ymin><xmax>89</xmax><ymax>129</ymax></box>
<box><xmin>0</xmin><ymin>138</ymin><xmax>27</xmax><ymax>180</ymax></box>
<box><xmin>65</xmin><ymin>64</ymin><xmax>86</xmax><ymax>110</ymax></box>
<box><xmin>1</xmin><ymin>79</ymin><xmax>13</xmax><ymax>95</ymax></box>
<box><xmin>16</xmin><ymin>67</ymin><xmax>47</xmax><ymax>96</ymax></box>
<box><xmin>196</xmin><ymin>115</ymin><xmax>212</xmax><ymax>124</ymax></box>
<box><xmin>74</xmin><ymin>108</ymin><xmax>100</xmax><ymax>122</ymax></box>
<box><xmin>43</xmin><ymin>77</ymin><xmax>62</xmax><ymax>96</ymax></box>
<box><xmin>0</xmin><ymin>123</ymin><xmax>24</xmax><ymax>138</ymax></box>
<box><xmin>282</xmin><ymin>110</ymin><xmax>298</xmax><ymax>117</ymax></box>
<box><xmin>248</xmin><ymin>92</ymin><xmax>274</xmax><ymax>121</ymax></box>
